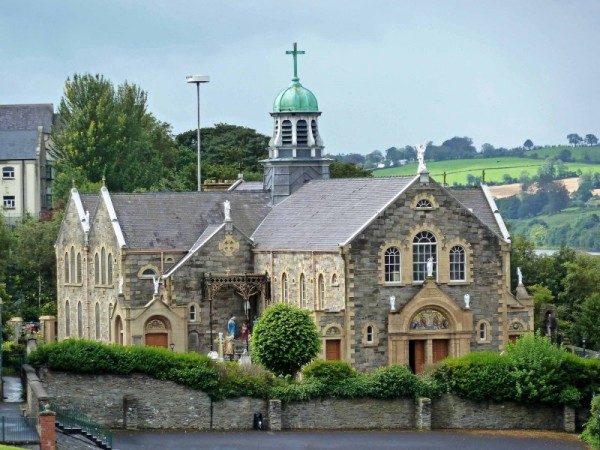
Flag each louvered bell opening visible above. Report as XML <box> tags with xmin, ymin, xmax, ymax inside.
<box><xmin>297</xmin><ymin>120</ymin><xmax>308</xmax><ymax>146</ymax></box>
<box><xmin>311</xmin><ymin>120</ymin><xmax>319</xmax><ymax>142</ymax></box>
<box><xmin>282</xmin><ymin>120</ymin><xmax>292</xmax><ymax>145</ymax></box>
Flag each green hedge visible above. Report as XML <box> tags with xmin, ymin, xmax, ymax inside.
<box><xmin>433</xmin><ymin>333</ymin><xmax>600</xmax><ymax>407</ymax></box>
<box><xmin>27</xmin><ymin>335</ymin><xmax>600</xmax><ymax>407</ymax></box>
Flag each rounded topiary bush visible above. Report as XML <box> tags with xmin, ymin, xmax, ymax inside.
<box><xmin>252</xmin><ymin>303</ymin><xmax>320</xmax><ymax>377</ymax></box>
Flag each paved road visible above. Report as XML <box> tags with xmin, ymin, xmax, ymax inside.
<box><xmin>113</xmin><ymin>430</ymin><xmax>585</xmax><ymax>450</ymax></box>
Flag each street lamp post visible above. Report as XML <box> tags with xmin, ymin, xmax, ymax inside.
<box><xmin>186</xmin><ymin>75</ymin><xmax>210</xmax><ymax>191</ymax></box>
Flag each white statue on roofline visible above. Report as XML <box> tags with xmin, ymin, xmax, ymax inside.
<box><xmin>152</xmin><ymin>275</ymin><xmax>160</xmax><ymax>294</ymax></box>
<box><xmin>415</xmin><ymin>143</ymin><xmax>428</xmax><ymax>174</ymax></box>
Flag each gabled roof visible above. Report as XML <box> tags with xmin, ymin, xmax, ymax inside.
<box><xmin>447</xmin><ymin>186</ymin><xmax>507</xmax><ymax>241</ymax></box>
<box><xmin>252</xmin><ymin>177</ymin><xmax>416</xmax><ymax>251</ymax></box>
<box><xmin>103</xmin><ymin>191</ymin><xmax>271</xmax><ymax>250</ymax></box>
<box><xmin>0</xmin><ymin>104</ymin><xmax>55</xmax><ymax>132</ymax></box>
<box><xmin>0</xmin><ymin>130</ymin><xmax>39</xmax><ymax>159</ymax></box>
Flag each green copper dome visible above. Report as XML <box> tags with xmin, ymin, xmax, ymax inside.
<box><xmin>273</xmin><ymin>77</ymin><xmax>319</xmax><ymax>113</ymax></box>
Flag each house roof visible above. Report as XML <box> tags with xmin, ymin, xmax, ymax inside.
<box><xmin>447</xmin><ymin>187</ymin><xmax>505</xmax><ymax>239</ymax></box>
<box><xmin>252</xmin><ymin>177</ymin><xmax>416</xmax><ymax>251</ymax></box>
<box><xmin>99</xmin><ymin>191</ymin><xmax>271</xmax><ymax>250</ymax></box>
<box><xmin>0</xmin><ymin>130</ymin><xmax>39</xmax><ymax>160</ymax></box>
<box><xmin>0</xmin><ymin>104</ymin><xmax>55</xmax><ymax>132</ymax></box>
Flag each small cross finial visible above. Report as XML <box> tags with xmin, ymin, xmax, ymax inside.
<box><xmin>286</xmin><ymin>42</ymin><xmax>305</xmax><ymax>79</ymax></box>
<box><xmin>102</xmin><ymin>175</ymin><xmax>106</xmax><ymax>187</ymax></box>
<box><xmin>443</xmin><ymin>171</ymin><xmax>447</xmax><ymax>185</ymax></box>
<box><xmin>72</xmin><ymin>179</ymin><xmax>76</xmax><ymax>188</ymax></box>
<box><xmin>481</xmin><ymin>169</ymin><xmax>486</xmax><ymax>184</ymax></box>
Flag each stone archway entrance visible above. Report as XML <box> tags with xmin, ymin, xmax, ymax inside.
<box><xmin>388</xmin><ymin>280</ymin><xmax>473</xmax><ymax>373</ymax></box>
<box><xmin>145</xmin><ymin>317</ymin><xmax>171</xmax><ymax>349</ymax></box>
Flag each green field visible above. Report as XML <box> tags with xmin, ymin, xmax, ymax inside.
<box><xmin>524</xmin><ymin>145</ymin><xmax>600</xmax><ymax>163</ymax></box>
<box><xmin>373</xmin><ymin>157</ymin><xmax>600</xmax><ymax>185</ymax></box>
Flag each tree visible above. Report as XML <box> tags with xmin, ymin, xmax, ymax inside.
<box><xmin>570</xmin><ymin>293</ymin><xmax>600</xmax><ymax>351</ymax></box>
<box><xmin>523</xmin><ymin>139</ymin><xmax>534</xmax><ymax>150</ymax></box>
<box><xmin>364</xmin><ymin>150</ymin><xmax>384</xmax><ymax>169</ymax></box>
<box><xmin>584</xmin><ymin>134</ymin><xmax>598</xmax><ymax>146</ymax></box>
<box><xmin>251</xmin><ymin>303</ymin><xmax>320</xmax><ymax>377</ymax></box>
<box><xmin>50</xmin><ymin>73</ymin><xmax>178</xmax><ymax>198</ymax></box>
<box><xmin>566</xmin><ymin>133</ymin><xmax>583</xmax><ymax>146</ymax></box>
<box><xmin>330</xmin><ymin>160</ymin><xmax>372</xmax><ymax>178</ymax></box>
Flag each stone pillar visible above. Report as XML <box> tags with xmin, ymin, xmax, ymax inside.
<box><xmin>268</xmin><ymin>399</ymin><xmax>282</xmax><ymax>431</ymax></box>
<box><xmin>416</xmin><ymin>397</ymin><xmax>432</xmax><ymax>430</ymax></box>
<box><xmin>123</xmin><ymin>394</ymin><xmax>139</xmax><ymax>430</ymax></box>
<box><xmin>8</xmin><ymin>317</ymin><xmax>23</xmax><ymax>342</ymax></box>
<box><xmin>563</xmin><ymin>405</ymin><xmax>575</xmax><ymax>433</ymax></box>
<box><xmin>39</xmin><ymin>316</ymin><xmax>57</xmax><ymax>343</ymax></box>
<box><xmin>39</xmin><ymin>411</ymin><xmax>56</xmax><ymax>450</ymax></box>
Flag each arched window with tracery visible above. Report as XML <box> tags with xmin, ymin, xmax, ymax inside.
<box><xmin>318</xmin><ymin>274</ymin><xmax>325</xmax><ymax>309</ymax></box>
<box><xmin>101</xmin><ymin>248</ymin><xmax>107</xmax><ymax>284</ymax></box>
<box><xmin>384</xmin><ymin>247</ymin><xmax>401</xmax><ymax>283</ymax></box>
<box><xmin>107</xmin><ymin>252</ymin><xmax>113</xmax><ymax>284</ymax></box>
<box><xmin>449</xmin><ymin>246</ymin><xmax>466</xmax><ymax>281</ymax></box>
<box><xmin>95</xmin><ymin>303</ymin><xmax>101</xmax><ymax>340</ymax></box>
<box><xmin>281</xmin><ymin>273</ymin><xmax>288</xmax><ymax>304</ymax></box>
<box><xmin>94</xmin><ymin>253</ymin><xmax>100</xmax><ymax>285</ymax></box>
<box><xmin>65</xmin><ymin>300</ymin><xmax>71</xmax><ymax>337</ymax></box>
<box><xmin>64</xmin><ymin>252</ymin><xmax>70</xmax><ymax>283</ymax></box>
<box><xmin>300</xmin><ymin>274</ymin><xmax>307</xmax><ymax>308</ymax></box>
<box><xmin>70</xmin><ymin>247</ymin><xmax>76</xmax><ymax>283</ymax></box>
<box><xmin>413</xmin><ymin>231</ymin><xmax>437</xmax><ymax>281</ymax></box>
<box><xmin>76</xmin><ymin>252</ymin><xmax>82</xmax><ymax>284</ymax></box>
<box><xmin>77</xmin><ymin>301</ymin><xmax>83</xmax><ymax>338</ymax></box>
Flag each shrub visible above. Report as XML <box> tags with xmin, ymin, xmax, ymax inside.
<box><xmin>251</xmin><ymin>303</ymin><xmax>320</xmax><ymax>377</ymax></box>
<box><xmin>434</xmin><ymin>352</ymin><xmax>516</xmax><ymax>402</ymax></box>
<box><xmin>580</xmin><ymin>395</ymin><xmax>600</xmax><ymax>449</ymax></box>
<box><xmin>302</xmin><ymin>360</ymin><xmax>356</xmax><ymax>385</ymax></box>
<box><xmin>363</xmin><ymin>365</ymin><xmax>420</xmax><ymax>399</ymax></box>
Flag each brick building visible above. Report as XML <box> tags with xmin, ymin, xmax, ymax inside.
<box><xmin>55</xmin><ymin>45</ymin><xmax>533</xmax><ymax>372</ymax></box>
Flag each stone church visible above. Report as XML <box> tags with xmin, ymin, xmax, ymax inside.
<box><xmin>55</xmin><ymin>45</ymin><xmax>533</xmax><ymax>373</ymax></box>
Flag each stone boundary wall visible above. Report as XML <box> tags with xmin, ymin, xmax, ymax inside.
<box><xmin>31</xmin><ymin>369</ymin><xmax>575</xmax><ymax>432</ymax></box>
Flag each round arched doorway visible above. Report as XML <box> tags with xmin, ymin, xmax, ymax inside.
<box><xmin>114</xmin><ymin>315</ymin><xmax>124</xmax><ymax>345</ymax></box>
<box><xmin>145</xmin><ymin>316</ymin><xmax>170</xmax><ymax>348</ymax></box>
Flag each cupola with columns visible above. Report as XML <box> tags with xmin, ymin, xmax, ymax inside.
<box><xmin>262</xmin><ymin>43</ymin><xmax>332</xmax><ymax>205</ymax></box>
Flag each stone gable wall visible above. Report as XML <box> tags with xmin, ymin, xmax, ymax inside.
<box><xmin>349</xmin><ymin>181</ymin><xmax>505</xmax><ymax>370</ymax></box>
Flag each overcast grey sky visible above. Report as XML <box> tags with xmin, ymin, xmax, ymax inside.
<box><xmin>1</xmin><ymin>0</ymin><xmax>598</xmax><ymax>155</ymax></box>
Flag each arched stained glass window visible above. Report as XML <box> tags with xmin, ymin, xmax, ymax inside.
<box><xmin>64</xmin><ymin>253</ymin><xmax>70</xmax><ymax>283</ymax></box>
<box><xmin>76</xmin><ymin>253</ymin><xmax>82</xmax><ymax>284</ymax></box>
<box><xmin>77</xmin><ymin>301</ymin><xmax>83</xmax><ymax>338</ymax></box>
<box><xmin>101</xmin><ymin>248</ymin><xmax>107</xmax><ymax>285</ymax></box>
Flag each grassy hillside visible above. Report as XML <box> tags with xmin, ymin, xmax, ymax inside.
<box><xmin>525</xmin><ymin>145</ymin><xmax>600</xmax><ymax>163</ymax></box>
<box><xmin>373</xmin><ymin>157</ymin><xmax>600</xmax><ymax>185</ymax></box>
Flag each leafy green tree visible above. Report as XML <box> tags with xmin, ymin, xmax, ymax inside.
<box><xmin>523</xmin><ymin>139</ymin><xmax>534</xmax><ymax>150</ymax></box>
<box><xmin>330</xmin><ymin>160</ymin><xmax>372</xmax><ymax>178</ymax></box>
<box><xmin>570</xmin><ymin>293</ymin><xmax>600</xmax><ymax>351</ymax></box>
<box><xmin>567</xmin><ymin>133</ymin><xmax>583</xmax><ymax>146</ymax></box>
<box><xmin>558</xmin><ymin>254</ymin><xmax>600</xmax><ymax>323</ymax></box>
<box><xmin>584</xmin><ymin>134</ymin><xmax>598</xmax><ymax>146</ymax></box>
<box><xmin>50</xmin><ymin>73</ymin><xmax>178</xmax><ymax>198</ymax></box>
<box><xmin>251</xmin><ymin>303</ymin><xmax>320</xmax><ymax>377</ymax></box>
<box><xmin>364</xmin><ymin>150</ymin><xmax>384</xmax><ymax>169</ymax></box>
<box><xmin>574</xmin><ymin>173</ymin><xmax>594</xmax><ymax>203</ymax></box>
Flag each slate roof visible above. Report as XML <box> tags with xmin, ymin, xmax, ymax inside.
<box><xmin>447</xmin><ymin>187</ymin><xmax>504</xmax><ymax>238</ymax></box>
<box><xmin>0</xmin><ymin>130</ymin><xmax>39</xmax><ymax>159</ymax></box>
<box><xmin>229</xmin><ymin>181</ymin><xmax>263</xmax><ymax>191</ymax></box>
<box><xmin>0</xmin><ymin>104</ymin><xmax>55</xmax><ymax>132</ymax></box>
<box><xmin>103</xmin><ymin>191</ymin><xmax>271</xmax><ymax>250</ymax></box>
<box><xmin>252</xmin><ymin>177</ymin><xmax>416</xmax><ymax>251</ymax></box>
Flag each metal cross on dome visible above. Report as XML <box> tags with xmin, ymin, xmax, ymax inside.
<box><xmin>286</xmin><ymin>42</ymin><xmax>305</xmax><ymax>79</ymax></box>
